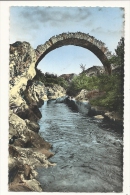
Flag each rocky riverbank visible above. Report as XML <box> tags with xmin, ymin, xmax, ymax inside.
<box><xmin>9</xmin><ymin>79</ymin><xmax>56</xmax><ymax>191</ymax></box>
<box><xmin>9</xmin><ymin>110</ymin><xmax>55</xmax><ymax>192</ymax></box>
<box><xmin>9</xmin><ymin>41</ymin><xmax>66</xmax><ymax>191</ymax></box>
<box><xmin>9</xmin><ymin>85</ymin><xmax>66</xmax><ymax>191</ymax></box>
<box><xmin>65</xmin><ymin>89</ymin><xmax>123</xmax><ymax>127</ymax></box>
<box><xmin>9</xmin><ymin>83</ymin><xmax>66</xmax><ymax>191</ymax></box>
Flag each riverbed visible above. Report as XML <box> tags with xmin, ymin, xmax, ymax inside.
<box><xmin>37</xmin><ymin>100</ymin><xmax>123</xmax><ymax>192</ymax></box>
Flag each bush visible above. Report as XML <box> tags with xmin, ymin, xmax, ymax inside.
<box><xmin>33</xmin><ymin>68</ymin><xmax>68</xmax><ymax>89</ymax></box>
<box><xmin>67</xmin><ymin>38</ymin><xmax>124</xmax><ymax>116</ymax></box>
<box><xmin>67</xmin><ymin>72</ymin><xmax>123</xmax><ymax>115</ymax></box>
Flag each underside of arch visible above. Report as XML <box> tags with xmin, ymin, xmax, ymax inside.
<box><xmin>35</xmin><ymin>32</ymin><xmax>112</xmax><ymax>74</ymax></box>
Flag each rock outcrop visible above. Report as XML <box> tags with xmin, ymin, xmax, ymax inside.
<box><xmin>75</xmin><ymin>89</ymin><xmax>105</xmax><ymax>101</ymax></box>
<box><xmin>59</xmin><ymin>73</ymin><xmax>77</xmax><ymax>83</ymax></box>
<box><xmin>71</xmin><ymin>89</ymin><xmax>122</xmax><ymax>124</ymax></box>
<box><xmin>94</xmin><ymin>115</ymin><xmax>104</xmax><ymax>119</ymax></box>
<box><xmin>83</xmin><ymin>66</ymin><xmax>105</xmax><ymax>77</ymax></box>
<box><xmin>9</xmin><ymin>42</ymin><xmax>56</xmax><ymax>192</ymax></box>
<box><xmin>46</xmin><ymin>84</ymin><xmax>66</xmax><ymax>100</ymax></box>
<box><xmin>75</xmin><ymin>89</ymin><xmax>89</xmax><ymax>101</ymax></box>
<box><xmin>9</xmin><ymin>106</ymin><xmax>56</xmax><ymax>191</ymax></box>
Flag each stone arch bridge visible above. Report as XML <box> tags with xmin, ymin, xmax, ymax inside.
<box><xmin>9</xmin><ymin>32</ymin><xmax>113</xmax><ymax>89</ymax></box>
<box><xmin>35</xmin><ymin>32</ymin><xmax>112</xmax><ymax>74</ymax></box>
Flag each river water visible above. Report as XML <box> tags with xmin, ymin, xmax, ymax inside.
<box><xmin>37</xmin><ymin>100</ymin><xmax>123</xmax><ymax>192</ymax></box>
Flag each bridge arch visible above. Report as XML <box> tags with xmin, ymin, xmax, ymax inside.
<box><xmin>35</xmin><ymin>32</ymin><xmax>112</xmax><ymax>74</ymax></box>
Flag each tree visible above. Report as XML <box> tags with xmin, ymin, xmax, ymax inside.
<box><xmin>68</xmin><ymin>38</ymin><xmax>124</xmax><ymax>116</ymax></box>
<box><xmin>115</xmin><ymin>37</ymin><xmax>124</xmax><ymax>67</ymax></box>
<box><xmin>80</xmin><ymin>64</ymin><xmax>86</xmax><ymax>73</ymax></box>
<box><xmin>91</xmin><ymin>38</ymin><xmax>124</xmax><ymax>116</ymax></box>
<box><xmin>109</xmin><ymin>37</ymin><xmax>124</xmax><ymax>70</ymax></box>
<box><xmin>33</xmin><ymin>68</ymin><xmax>68</xmax><ymax>89</ymax></box>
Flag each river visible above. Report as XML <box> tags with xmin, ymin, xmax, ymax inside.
<box><xmin>37</xmin><ymin>100</ymin><xmax>123</xmax><ymax>192</ymax></box>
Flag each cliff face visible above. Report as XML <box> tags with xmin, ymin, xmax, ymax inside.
<box><xmin>9</xmin><ymin>41</ymin><xmax>38</xmax><ymax>121</ymax></box>
<box><xmin>9</xmin><ymin>42</ymin><xmax>56</xmax><ymax>192</ymax></box>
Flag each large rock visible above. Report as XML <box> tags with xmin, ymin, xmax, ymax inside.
<box><xmin>75</xmin><ymin>89</ymin><xmax>105</xmax><ymax>101</ymax></box>
<box><xmin>65</xmin><ymin>97</ymin><xmax>91</xmax><ymax>115</ymax></box>
<box><xmin>88</xmin><ymin>106</ymin><xmax>106</xmax><ymax>116</ymax></box>
<box><xmin>9</xmin><ymin>42</ymin><xmax>37</xmax><ymax>107</ymax></box>
<box><xmin>55</xmin><ymin>96</ymin><xmax>67</xmax><ymax>103</ymax></box>
<box><xmin>94</xmin><ymin>115</ymin><xmax>104</xmax><ymax>119</ymax></box>
<box><xmin>75</xmin><ymin>100</ymin><xmax>91</xmax><ymax>114</ymax></box>
<box><xmin>15</xmin><ymin>105</ymin><xmax>42</xmax><ymax>122</ymax></box>
<box><xmin>9</xmin><ymin>145</ymin><xmax>56</xmax><ymax>192</ymax></box>
<box><xmin>104</xmin><ymin>111</ymin><xmax>123</xmax><ymax>122</ymax></box>
<box><xmin>59</xmin><ymin>73</ymin><xmax>77</xmax><ymax>83</ymax></box>
<box><xmin>25</xmin><ymin>80</ymin><xmax>47</xmax><ymax>105</ymax></box>
<box><xmin>46</xmin><ymin>84</ymin><xmax>66</xmax><ymax>100</ymax></box>
<box><xmin>75</xmin><ymin>89</ymin><xmax>89</xmax><ymax>101</ymax></box>
<box><xmin>8</xmin><ymin>109</ymin><xmax>55</xmax><ymax>192</ymax></box>
<box><xmin>9</xmin><ymin>111</ymin><xmax>51</xmax><ymax>149</ymax></box>
<box><xmin>83</xmin><ymin>65</ymin><xmax>105</xmax><ymax>77</ymax></box>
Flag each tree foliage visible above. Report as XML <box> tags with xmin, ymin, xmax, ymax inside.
<box><xmin>109</xmin><ymin>37</ymin><xmax>124</xmax><ymax>71</ymax></box>
<box><xmin>67</xmin><ymin>37</ymin><xmax>124</xmax><ymax>116</ymax></box>
<box><xmin>33</xmin><ymin>68</ymin><xmax>68</xmax><ymax>89</ymax></box>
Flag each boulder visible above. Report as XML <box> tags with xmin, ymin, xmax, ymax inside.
<box><xmin>8</xmin><ymin>145</ymin><xmax>56</xmax><ymax>192</ymax></box>
<box><xmin>9</xmin><ymin>184</ymin><xmax>33</xmax><ymax>192</ymax></box>
<box><xmin>46</xmin><ymin>84</ymin><xmax>66</xmax><ymax>100</ymax></box>
<box><xmin>88</xmin><ymin>106</ymin><xmax>106</xmax><ymax>116</ymax></box>
<box><xmin>55</xmin><ymin>96</ymin><xmax>67</xmax><ymax>103</ymax></box>
<box><xmin>94</xmin><ymin>115</ymin><xmax>104</xmax><ymax>119</ymax></box>
<box><xmin>75</xmin><ymin>89</ymin><xmax>89</xmax><ymax>101</ymax></box>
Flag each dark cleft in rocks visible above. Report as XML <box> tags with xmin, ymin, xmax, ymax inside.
<box><xmin>16</xmin><ymin>106</ymin><xmax>41</xmax><ymax>122</ymax></box>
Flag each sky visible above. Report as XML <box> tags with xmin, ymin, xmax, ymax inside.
<box><xmin>10</xmin><ymin>6</ymin><xmax>124</xmax><ymax>76</ymax></box>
